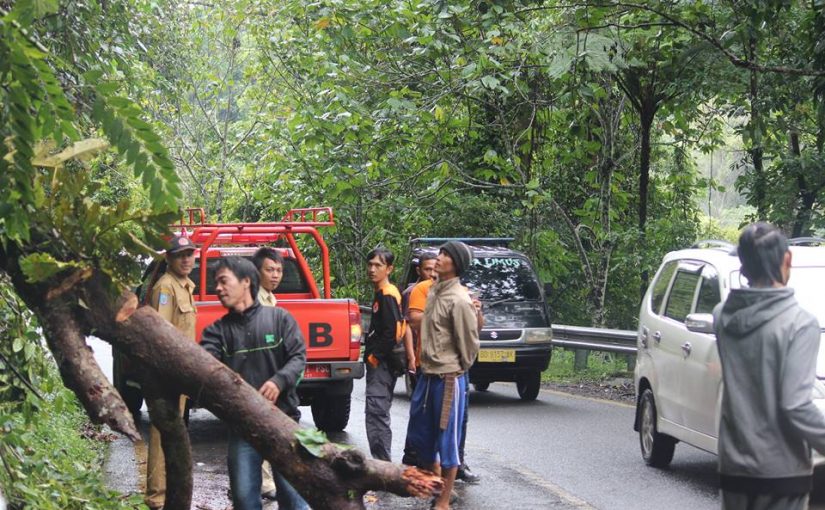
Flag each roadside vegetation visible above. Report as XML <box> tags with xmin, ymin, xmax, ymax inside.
<box><xmin>545</xmin><ymin>350</ymin><xmax>632</xmax><ymax>384</ymax></box>
<box><xmin>0</xmin><ymin>387</ymin><xmax>144</xmax><ymax>509</ymax></box>
<box><xmin>0</xmin><ymin>281</ymin><xmax>142</xmax><ymax>509</ymax></box>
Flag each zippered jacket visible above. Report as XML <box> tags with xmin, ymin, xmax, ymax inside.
<box><xmin>714</xmin><ymin>287</ymin><xmax>825</xmax><ymax>495</ymax></box>
<box><xmin>420</xmin><ymin>277</ymin><xmax>480</xmax><ymax>374</ymax></box>
<box><xmin>364</xmin><ymin>282</ymin><xmax>404</xmax><ymax>362</ymax></box>
<box><xmin>201</xmin><ymin>302</ymin><xmax>306</xmax><ymax>420</ymax></box>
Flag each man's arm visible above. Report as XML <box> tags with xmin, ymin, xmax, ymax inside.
<box><xmin>403</xmin><ymin>326</ymin><xmax>416</xmax><ymax>371</ymax></box>
<box><xmin>471</xmin><ymin>297</ymin><xmax>484</xmax><ymax>331</ymax></box>
<box><xmin>407</xmin><ymin>283</ymin><xmax>428</xmax><ymax>337</ymax></box>
<box><xmin>200</xmin><ymin>323</ymin><xmax>224</xmax><ymax>363</ymax></box>
<box><xmin>780</xmin><ymin>315</ymin><xmax>825</xmax><ymax>454</ymax></box>
<box><xmin>408</xmin><ymin>309</ymin><xmax>424</xmax><ymax>338</ymax></box>
<box><xmin>454</xmin><ymin>300</ymin><xmax>481</xmax><ymax>371</ymax></box>
<box><xmin>269</xmin><ymin>310</ymin><xmax>307</xmax><ymax>394</ymax></box>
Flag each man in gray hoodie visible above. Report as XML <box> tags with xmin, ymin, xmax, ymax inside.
<box><xmin>714</xmin><ymin>223</ymin><xmax>825</xmax><ymax>510</ymax></box>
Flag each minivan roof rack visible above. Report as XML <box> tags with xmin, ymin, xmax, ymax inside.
<box><xmin>788</xmin><ymin>237</ymin><xmax>825</xmax><ymax>246</ymax></box>
<box><xmin>410</xmin><ymin>237</ymin><xmax>514</xmax><ymax>247</ymax></box>
<box><xmin>690</xmin><ymin>239</ymin><xmax>735</xmax><ymax>250</ymax></box>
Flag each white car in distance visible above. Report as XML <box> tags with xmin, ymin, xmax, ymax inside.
<box><xmin>633</xmin><ymin>239</ymin><xmax>825</xmax><ymax>467</ymax></box>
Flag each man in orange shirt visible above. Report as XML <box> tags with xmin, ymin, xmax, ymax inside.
<box><xmin>401</xmin><ymin>253</ymin><xmax>437</xmax><ymax>375</ymax></box>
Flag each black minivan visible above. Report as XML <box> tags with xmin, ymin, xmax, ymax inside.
<box><xmin>402</xmin><ymin>238</ymin><xmax>553</xmax><ymax>401</ymax></box>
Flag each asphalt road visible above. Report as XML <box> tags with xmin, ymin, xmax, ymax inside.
<box><xmin>91</xmin><ymin>337</ymin><xmax>825</xmax><ymax>510</ymax></box>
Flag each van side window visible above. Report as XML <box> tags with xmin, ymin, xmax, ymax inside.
<box><xmin>695</xmin><ymin>265</ymin><xmax>721</xmax><ymax>314</ymax></box>
<box><xmin>664</xmin><ymin>270</ymin><xmax>701</xmax><ymax>323</ymax></box>
<box><xmin>650</xmin><ymin>261</ymin><xmax>677</xmax><ymax>315</ymax></box>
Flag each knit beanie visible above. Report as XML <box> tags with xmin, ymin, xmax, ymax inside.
<box><xmin>440</xmin><ymin>241</ymin><xmax>474</xmax><ymax>277</ymax></box>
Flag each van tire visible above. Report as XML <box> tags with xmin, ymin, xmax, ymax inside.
<box><xmin>516</xmin><ymin>372</ymin><xmax>541</xmax><ymax>401</ymax></box>
<box><xmin>639</xmin><ymin>389</ymin><xmax>676</xmax><ymax>467</ymax></box>
<box><xmin>311</xmin><ymin>394</ymin><xmax>351</xmax><ymax>432</ymax></box>
<box><xmin>473</xmin><ymin>382</ymin><xmax>490</xmax><ymax>392</ymax></box>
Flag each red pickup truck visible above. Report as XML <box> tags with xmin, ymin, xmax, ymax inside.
<box><xmin>113</xmin><ymin>207</ymin><xmax>364</xmax><ymax>431</ymax></box>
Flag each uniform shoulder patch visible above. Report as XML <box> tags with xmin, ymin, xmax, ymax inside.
<box><xmin>159</xmin><ymin>293</ymin><xmax>170</xmax><ymax>306</ymax></box>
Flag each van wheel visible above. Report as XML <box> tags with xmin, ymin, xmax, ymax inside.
<box><xmin>311</xmin><ymin>394</ymin><xmax>351</xmax><ymax>432</ymax></box>
<box><xmin>516</xmin><ymin>372</ymin><xmax>541</xmax><ymax>401</ymax></box>
<box><xmin>473</xmin><ymin>382</ymin><xmax>490</xmax><ymax>392</ymax></box>
<box><xmin>639</xmin><ymin>389</ymin><xmax>676</xmax><ymax>467</ymax></box>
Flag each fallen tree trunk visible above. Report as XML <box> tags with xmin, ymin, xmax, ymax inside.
<box><xmin>5</xmin><ymin>263</ymin><xmax>441</xmax><ymax>510</ymax></box>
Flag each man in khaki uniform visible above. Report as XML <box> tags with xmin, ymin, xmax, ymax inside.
<box><xmin>145</xmin><ymin>235</ymin><xmax>198</xmax><ymax>510</ymax></box>
<box><xmin>252</xmin><ymin>247</ymin><xmax>284</xmax><ymax>500</ymax></box>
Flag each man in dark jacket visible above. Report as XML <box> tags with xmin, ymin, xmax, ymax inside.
<box><xmin>200</xmin><ymin>257</ymin><xmax>308</xmax><ymax>510</ymax></box>
<box><xmin>363</xmin><ymin>247</ymin><xmax>404</xmax><ymax>461</ymax></box>
<box><xmin>714</xmin><ymin>223</ymin><xmax>825</xmax><ymax>510</ymax></box>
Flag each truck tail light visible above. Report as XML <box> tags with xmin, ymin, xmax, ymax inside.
<box><xmin>349</xmin><ymin>300</ymin><xmax>362</xmax><ymax>351</ymax></box>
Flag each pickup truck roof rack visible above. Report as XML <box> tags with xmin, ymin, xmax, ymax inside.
<box><xmin>169</xmin><ymin>207</ymin><xmax>334</xmax><ymax>299</ymax></box>
<box><xmin>788</xmin><ymin>237</ymin><xmax>825</xmax><ymax>246</ymax></box>
<box><xmin>176</xmin><ymin>207</ymin><xmax>334</xmax><ymax>228</ymax></box>
<box><xmin>410</xmin><ymin>237</ymin><xmax>514</xmax><ymax>247</ymax></box>
<box><xmin>690</xmin><ymin>239</ymin><xmax>735</xmax><ymax>251</ymax></box>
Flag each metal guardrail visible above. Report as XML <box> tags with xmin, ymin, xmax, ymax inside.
<box><xmin>551</xmin><ymin>325</ymin><xmax>638</xmax><ymax>354</ymax></box>
<box><xmin>361</xmin><ymin>305</ymin><xmax>637</xmax><ymax>355</ymax></box>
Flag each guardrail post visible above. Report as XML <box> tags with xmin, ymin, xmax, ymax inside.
<box><xmin>574</xmin><ymin>349</ymin><xmax>589</xmax><ymax>371</ymax></box>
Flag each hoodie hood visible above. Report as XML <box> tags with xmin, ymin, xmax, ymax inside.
<box><xmin>716</xmin><ymin>287</ymin><xmax>796</xmax><ymax>337</ymax></box>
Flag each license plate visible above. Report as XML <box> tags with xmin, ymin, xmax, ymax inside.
<box><xmin>478</xmin><ymin>349</ymin><xmax>515</xmax><ymax>363</ymax></box>
<box><xmin>304</xmin><ymin>364</ymin><xmax>331</xmax><ymax>379</ymax></box>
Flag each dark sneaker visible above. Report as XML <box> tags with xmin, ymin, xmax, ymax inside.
<box><xmin>457</xmin><ymin>464</ymin><xmax>480</xmax><ymax>484</ymax></box>
<box><xmin>261</xmin><ymin>489</ymin><xmax>277</xmax><ymax>501</ymax></box>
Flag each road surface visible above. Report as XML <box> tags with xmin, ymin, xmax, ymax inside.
<box><xmin>93</xmin><ymin>337</ymin><xmax>825</xmax><ymax>509</ymax></box>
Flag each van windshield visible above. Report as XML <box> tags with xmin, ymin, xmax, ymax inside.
<box><xmin>464</xmin><ymin>256</ymin><xmax>541</xmax><ymax>303</ymax></box>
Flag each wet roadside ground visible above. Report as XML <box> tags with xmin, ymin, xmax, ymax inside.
<box><xmin>105</xmin><ymin>407</ymin><xmax>584</xmax><ymax>510</ymax></box>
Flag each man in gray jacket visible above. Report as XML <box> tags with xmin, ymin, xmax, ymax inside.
<box><xmin>714</xmin><ymin>223</ymin><xmax>825</xmax><ymax>510</ymax></box>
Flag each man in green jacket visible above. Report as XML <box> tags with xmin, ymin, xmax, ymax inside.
<box><xmin>200</xmin><ymin>257</ymin><xmax>308</xmax><ymax>510</ymax></box>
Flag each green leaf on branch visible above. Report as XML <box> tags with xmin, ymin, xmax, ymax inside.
<box><xmin>294</xmin><ymin>427</ymin><xmax>329</xmax><ymax>458</ymax></box>
<box><xmin>86</xmin><ymin>75</ymin><xmax>182</xmax><ymax>212</ymax></box>
<box><xmin>294</xmin><ymin>427</ymin><xmax>353</xmax><ymax>458</ymax></box>
<box><xmin>19</xmin><ymin>253</ymin><xmax>83</xmax><ymax>283</ymax></box>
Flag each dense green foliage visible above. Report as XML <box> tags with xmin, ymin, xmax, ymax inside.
<box><xmin>0</xmin><ymin>0</ymin><xmax>184</xmax><ymax>503</ymax></box>
<box><xmin>0</xmin><ymin>370</ymin><xmax>144</xmax><ymax>509</ymax></box>
<box><xmin>129</xmin><ymin>0</ymin><xmax>824</xmax><ymax>327</ymax></box>
<box><xmin>0</xmin><ymin>279</ymin><xmax>142</xmax><ymax>508</ymax></box>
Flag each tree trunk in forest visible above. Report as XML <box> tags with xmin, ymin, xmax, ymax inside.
<box><xmin>748</xmin><ymin>37</ymin><xmax>767</xmax><ymax>221</ymax></box>
<box><xmin>1</xmin><ymin>250</ymin><xmax>440</xmax><ymax>510</ymax></box>
<box><xmin>638</xmin><ymin>105</ymin><xmax>655</xmax><ymax>295</ymax></box>
<box><xmin>789</xmin><ymin>131</ymin><xmax>819</xmax><ymax>238</ymax></box>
